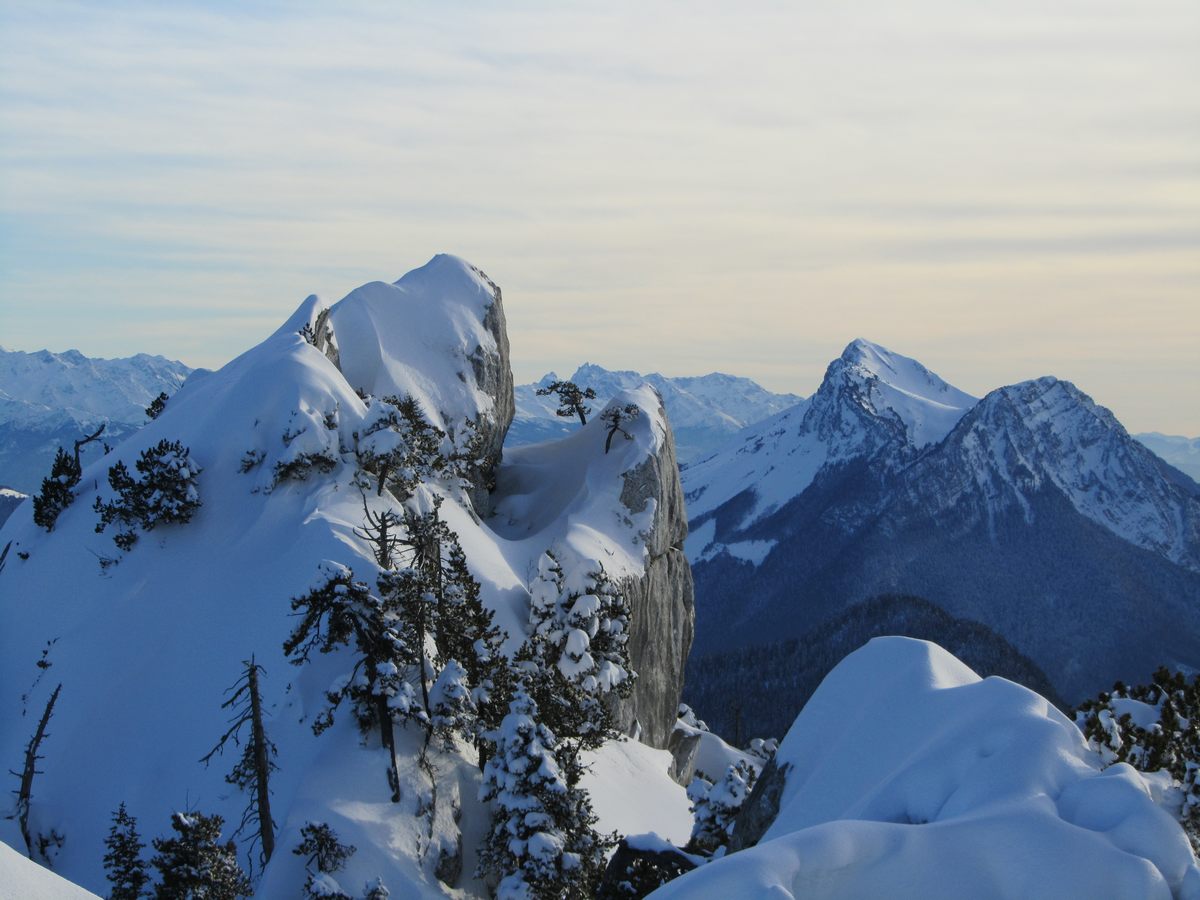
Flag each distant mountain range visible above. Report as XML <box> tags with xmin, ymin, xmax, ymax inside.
<box><xmin>0</xmin><ymin>347</ymin><xmax>193</xmax><ymax>493</ymax></box>
<box><xmin>509</xmin><ymin>364</ymin><xmax>801</xmax><ymax>462</ymax></box>
<box><xmin>683</xmin><ymin>339</ymin><xmax>1200</xmax><ymax>705</ymax></box>
<box><xmin>1135</xmin><ymin>432</ymin><xmax>1200</xmax><ymax>481</ymax></box>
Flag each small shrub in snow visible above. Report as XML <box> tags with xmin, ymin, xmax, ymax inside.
<box><xmin>32</xmin><ymin>447</ymin><xmax>81</xmax><ymax>532</ymax></box>
<box><xmin>686</xmin><ymin>760</ymin><xmax>757</xmax><ymax>856</ymax></box>
<box><xmin>150</xmin><ymin>811</ymin><xmax>251</xmax><ymax>900</ymax></box>
<box><xmin>294</xmin><ymin>822</ymin><xmax>355</xmax><ymax>900</ymax></box>
<box><xmin>94</xmin><ymin>439</ymin><xmax>201</xmax><ymax>551</ymax></box>
<box><xmin>145</xmin><ymin>391</ymin><xmax>169</xmax><ymax>420</ymax></box>
<box><xmin>477</xmin><ymin>690</ymin><xmax>614</xmax><ymax>899</ymax></box>
<box><xmin>1075</xmin><ymin>666</ymin><xmax>1200</xmax><ymax>853</ymax></box>
<box><xmin>746</xmin><ymin>737</ymin><xmax>778</xmax><ymax>761</ymax></box>
<box><xmin>103</xmin><ymin>803</ymin><xmax>149</xmax><ymax>900</ymax></box>
<box><xmin>32</xmin><ymin>423</ymin><xmax>106</xmax><ymax>531</ymax></box>
<box><xmin>361</xmin><ymin>877</ymin><xmax>390</xmax><ymax>899</ymax></box>
<box><xmin>536</xmin><ymin>380</ymin><xmax>597</xmax><ymax>426</ymax></box>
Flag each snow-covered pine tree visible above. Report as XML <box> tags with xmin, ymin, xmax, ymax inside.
<box><xmin>32</xmin><ymin>423</ymin><xmax>106</xmax><ymax>531</ymax></box>
<box><xmin>477</xmin><ymin>690</ymin><xmax>613</xmax><ymax>899</ymax></box>
<box><xmin>519</xmin><ymin>551</ymin><xmax>635</xmax><ymax>773</ymax></box>
<box><xmin>354</xmin><ymin>394</ymin><xmax>445</xmax><ymax>500</ymax></box>
<box><xmin>145</xmin><ymin>392</ymin><xmax>169</xmax><ymax>420</ymax></box>
<box><xmin>535</xmin><ymin>380</ymin><xmax>597</xmax><ymax>426</ymax></box>
<box><xmin>32</xmin><ymin>448</ymin><xmax>80</xmax><ymax>532</ymax></box>
<box><xmin>686</xmin><ymin>760</ymin><xmax>757</xmax><ymax>856</ymax></box>
<box><xmin>94</xmin><ymin>439</ymin><xmax>201</xmax><ymax>551</ymax></box>
<box><xmin>103</xmin><ymin>803</ymin><xmax>150</xmax><ymax>900</ymax></box>
<box><xmin>293</xmin><ymin>822</ymin><xmax>356</xmax><ymax>900</ymax></box>
<box><xmin>283</xmin><ymin>561</ymin><xmax>414</xmax><ymax>802</ymax></box>
<box><xmin>200</xmin><ymin>658</ymin><xmax>278</xmax><ymax>867</ymax></box>
<box><xmin>150</xmin><ymin>811</ymin><xmax>251</xmax><ymax>900</ymax></box>
<box><xmin>1075</xmin><ymin>667</ymin><xmax>1200</xmax><ymax>853</ymax></box>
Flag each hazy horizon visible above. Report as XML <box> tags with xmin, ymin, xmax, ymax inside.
<box><xmin>2</xmin><ymin>1</ymin><xmax>1197</xmax><ymax>433</ymax></box>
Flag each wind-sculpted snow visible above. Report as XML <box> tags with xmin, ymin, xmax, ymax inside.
<box><xmin>0</xmin><ymin>256</ymin><xmax>691</xmax><ymax>896</ymax></box>
<box><xmin>0</xmin><ymin>841</ymin><xmax>99</xmax><ymax>899</ymax></box>
<box><xmin>652</xmin><ymin>638</ymin><xmax>1200</xmax><ymax>900</ymax></box>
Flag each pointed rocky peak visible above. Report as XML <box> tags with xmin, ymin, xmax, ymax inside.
<box><xmin>937</xmin><ymin>375</ymin><xmax>1200</xmax><ymax>571</ymax></box>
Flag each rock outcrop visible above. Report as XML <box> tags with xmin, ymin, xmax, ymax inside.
<box><xmin>613</xmin><ymin>396</ymin><xmax>696</xmax><ymax>749</ymax></box>
<box><xmin>464</xmin><ymin>264</ymin><xmax>514</xmax><ymax>517</ymax></box>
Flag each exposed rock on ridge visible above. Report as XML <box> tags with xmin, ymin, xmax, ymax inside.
<box><xmin>613</xmin><ymin>394</ymin><xmax>696</xmax><ymax>749</ymax></box>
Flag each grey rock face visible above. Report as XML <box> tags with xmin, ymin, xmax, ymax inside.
<box><xmin>613</xmin><ymin>398</ymin><xmax>696</xmax><ymax>749</ymax></box>
<box><xmin>466</xmin><ymin>266</ymin><xmax>514</xmax><ymax>518</ymax></box>
<box><xmin>729</xmin><ymin>758</ymin><xmax>791</xmax><ymax>851</ymax></box>
<box><xmin>666</xmin><ymin>727</ymin><xmax>701</xmax><ymax>786</ymax></box>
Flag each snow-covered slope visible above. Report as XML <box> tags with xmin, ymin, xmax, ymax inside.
<box><xmin>0</xmin><ymin>347</ymin><xmax>192</xmax><ymax>493</ymax></box>
<box><xmin>1139</xmin><ymin>433</ymin><xmax>1200</xmax><ymax>482</ymax></box>
<box><xmin>901</xmin><ymin>377</ymin><xmax>1200</xmax><ymax>572</ymax></box>
<box><xmin>509</xmin><ymin>364</ymin><xmax>801</xmax><ymax>462</ymax></box>
<box><xmin>654</xmin><ymin>638</ymin><xmax>1200</xmax><ymax>899</ymax></box>
<box><xmin>683</xmin><ymin>338</ymin><xmax>976</xmax><ymax>527</ymax></box>
<box><xmin>0</xmin><ymin>255</ymin><xmax>690</xmax><ymax>897</ymax></box>
<box><xmin>0</xmin><ymin>841</ymin><xmax>99</xmax><ymax>899</ymax></box>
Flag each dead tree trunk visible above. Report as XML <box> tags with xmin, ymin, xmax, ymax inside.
<box><xmin>72</xmin><ymin>423</ymin><xmax>106</xmax><ymax>471</ymax></box>
<box><xmin>245</xmin><ymin>662</ymin><xmax>275</xmax><ymax>863</ymax></box>
<box><xmin>11</xmin><ymin>683</ymin><xmax>61</xmax><ymax>858</ymax></box>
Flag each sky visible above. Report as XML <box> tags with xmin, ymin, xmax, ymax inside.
<box><xmin>1</xmin><ymin>0</ymin><xmax>1197</xmax><ymax>434</ymax></box>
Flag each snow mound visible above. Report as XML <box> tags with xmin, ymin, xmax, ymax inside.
<box><xmin>0</xmin><ymin>841</ymin><xmax>99</xmax><ymax>899</ymax></box>
<box><xmin>651</xmin><ymin>637</ymin><xmax>1200</xmax><ymax>900</ymax></box>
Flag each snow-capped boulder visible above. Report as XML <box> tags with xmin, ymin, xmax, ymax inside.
<box><xmin>324</xmin><ymin>254</ymin><xmax>514</xmax><ymax>516</ymax></box>
<box><xmin>655</xmin><ymin>637</ymin><xmax>1200</xmax><ymax>900</ymax></box>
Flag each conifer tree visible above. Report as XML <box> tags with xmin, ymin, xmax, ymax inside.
<box><xmin>12</xmin><ymin>682</ymin><xmax>61</xmax><ymax>859</ymax></box>
<box><xmin>536</xmin><ymin>381</ymin><xmax>597</xmax><ymax>426</ymax></box>
<box><xmin>477</xmin><ymin>690</ymin><xmax>613</xmax><ymax>899</ymax></box>
<box><xmin>519</xmin><ymin>551</ymin><xmax>635</xmax><ymax>777</ymax></box>
<box><xmin>686</xmin><ymin>759</ymin><xmax>757</xmax><ymax>855</ymax></box>
<box><xmin>354</xmin><ymin>395</ymin><xmax>445</xmax><ymax>500</ymax></box>
<box><xmin>94</xmin><ymin>439</ymin><xmax>201</xmax><ymax>551</ymax></box>
<box><xmin>284</xmin><ymin>562</ymin><xmax>416</xmax><ymax>802</ymax></box>
<box><xmin>103</xmin><ymin>803</ymin><xmax>150</xmax><ymax>900</ymax></box>
<box><xmin>150</xmin><ymin>811</ymin><xmax>251</xmax><ymax>900</ymax></box>
<box><xmin>293</xmin><ymin>822</ymin><xmax>355</xmax><ymax>900</ymax></box>
<box><xmin>600</xmin><ymin>404</ymin><xmax>640</xmax><ymax>453</ymax></box>
<box><xmin>145</xmin><ymin>392</ymin><xmax>169</xmax><ymax>420</ymax></box>
<box><xmin>200</xmin><ymin>658</ymin><xmax>277</xmax><ymax>867</ymax></box>
<box><xmin>32</xmin><ymin>423</ymin><xmax>105</xmax><ymax>531</ymax></box>
<box><xmin>33</xmin><ymin>448</ymin><xmax>81</xmax><ymax>532</ymax></box>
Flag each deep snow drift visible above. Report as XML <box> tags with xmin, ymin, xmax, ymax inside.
<box><xmin>653</xmin><ymin>638</ymin><xmax>1200</xmax><ymax>899</ymax></box>
<box><xmin>0</xmin><ymin>255</ymin><xmax>691</xmax><ymax>896</ymax></box>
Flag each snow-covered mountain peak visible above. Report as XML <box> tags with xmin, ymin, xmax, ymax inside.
<box><xmin>828</xmin><ymin>338</ymin><xmax>977</xmax><ymax>449</ymax></box>
<box><xmin>926</xmin><ymin>374</ymin><xmax>1200</xmax><ymax>571</ymax></box>
<box><xmin>683</xmin><ymin>340</ymin><xmax>975</xmax><ymax>527</ymax></box>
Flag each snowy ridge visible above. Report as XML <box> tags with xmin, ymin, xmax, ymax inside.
<box><xmin>0</xmin><ymin>256</ymin><xmax>688</xmax><ymax>896</ymax></box>
<box><xmin>654</xmin><ymin>638</ymin><xmax>1200</xmax><ymax>899</ymax></box>
<box><xmin>916</xmin><ymin>377</ymin><xmax>1200</xmax><ymax>572</ymax></box>
<box><xmin>510</xmin><ymin>364</ymin><xmax>801</xmax><ymax>462</ymax></box>
<box><xmin>683</xmin><ymin>338</ymin><xmax>976</xmax><ymax>529</ymax></box>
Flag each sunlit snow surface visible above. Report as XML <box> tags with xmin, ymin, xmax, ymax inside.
<box><xmin>651</xmin><ymin>637</ymin><xmax>1200</xmax><ymax>900</ymax></box>
<box><xmin>0</xmin><ymin>255</ymin><xmax>675</xmax><ymax>896</ymax></box>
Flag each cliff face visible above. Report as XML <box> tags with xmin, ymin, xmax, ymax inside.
<box><xmin>614</xmin><ymin>396</ymin><xmax>696</xmax><ymax>749</ymax></box>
